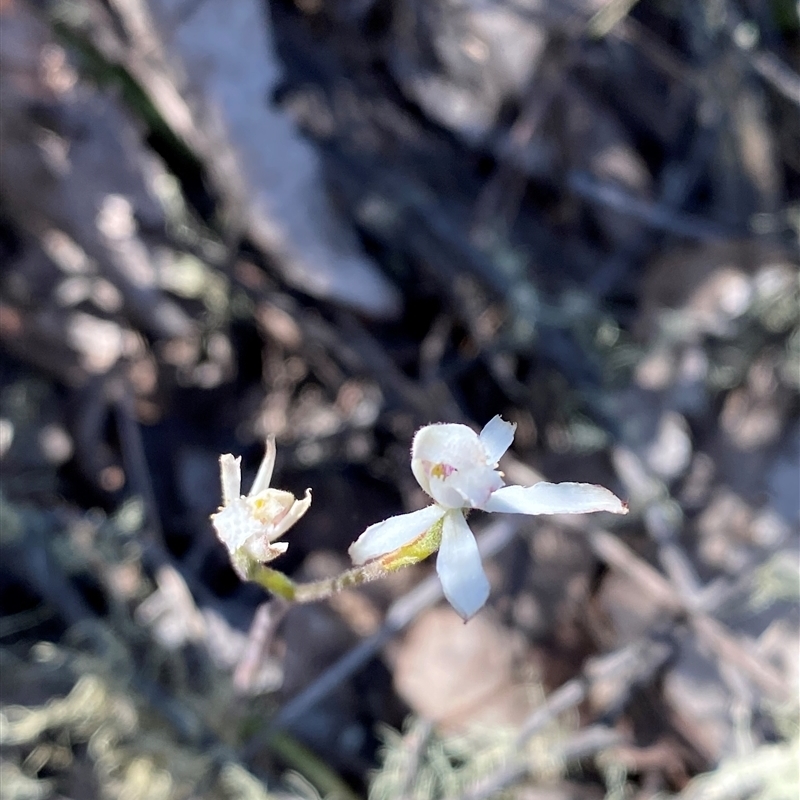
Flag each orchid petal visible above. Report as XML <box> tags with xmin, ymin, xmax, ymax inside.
<box><xmin>436</xmin><ymin>511</ymin><xmax>490</xmax><ymax>620</ymax></box>
<box><xmin>219</xmin><ymin>455</ymin><xmax>242</xmax><ymax>507</ymax></box>
<box><xmin>410</xmin><ymin>455</ymin><xmax>433</xmax><ymax>497</ymax></box>
<box><xmin>411</xmin><ymin>423</ymin><xmax>487</xmax><ymax>501</ymax></box>
<box><xmin>250</xmin><ymin>436</ymin><xmax>277</xmax><ymax>496</ymax></box>
<box><xmin>482</xmin><ymin>482</ymin><xmax>629</xmax><ymax>516</ymax></box>
<box><xmin>212</xmin><ymin>499</ymin><xmax>267</xmax><ymax>551</ymax></box>
<box><xmin>427</xmin><ymin>477</ymin><xmax>471</xmax><ymax>510</ymax></box>
<box><xmin>479</xmin><ymin>415</ymin><xmax>516</xmax><ymax>464</ymax></box>
<box><xmin>230</xmin><ymin>541</ymin><xmax>288</xmax><ymax>580</ymax></box>
<box><xmin>412</xmin><ymin>421</ymin><xmax>504</xmax><ymax>509</ymax></box>
<box><xmin>446</xmin><ymin>465</ymin><xmax>504</xmax><ymax>508</ymax></box>
<box><xmin>349</xmin><ymin>504</ymin><xmax>447</xmax><ymax>565</ymax></box>
<box><xmin>412</xmin><ymin>423</ymin><xmax>484</xmax><ymax>468</ymax></box>
<box><xmin>241</xmin><ymin>538</ymin><xmax>288</xmax><ymax>565</ymax></box>
<box><xmin>267</xmin><ymin>489</ymin><xmax>312</xmax><ymax>541</ymax></box>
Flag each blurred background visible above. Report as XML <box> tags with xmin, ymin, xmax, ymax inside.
<box><xmin>0</xmin><ymin>0</ymin><xmax>798</xmax><ymax>798</ymax></box>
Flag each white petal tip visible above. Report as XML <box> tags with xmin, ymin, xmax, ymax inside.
<box><xmin>437</xmin><ymin>511</ymin><xmax>490</xmax><ymax>620</ymax></box>
<box><xmin>447</xmin><ymin>582</ymin><xmax>490</xmax><ymax>621</ymax></box>
<box><xmin>219</xmin><ymin>454</ymin><xmax>242</xmax><ymax>506</ymax></box>
<box><xmin>479</xmin><ymin>415</ymin><xmax>517</xmax><ymax>464</ymax></box>
<box><xmin>483</xmin><ymin>482</ymin><xmax>629</xmax><ymax>516</ymax></box>
<box><xmin>455</xmin><ymin>597</ymin><xmax>488</xmax><ymax>622</ymax></box>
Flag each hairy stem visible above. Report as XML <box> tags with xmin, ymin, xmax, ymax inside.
<box><xmin>250</xmin><ymin>561</ymin><xmax>391</xmax><ymax>603</ymax></box>
<box><xmin>248</xmin><ymin>517</ymin><xmax>445</xmax><ymax>603</ymax></box>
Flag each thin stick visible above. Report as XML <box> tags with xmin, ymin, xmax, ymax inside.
<box><xmin>588</xmin><ymin>530</ymin><xmax>789</xmax><ymax>700</ymax></box>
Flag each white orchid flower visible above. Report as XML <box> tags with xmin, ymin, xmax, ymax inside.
<box><xmin>349</xmin><ymin>416</ymin><xmax>627</xmax><ymax>620</ymax></box>
<box><xmin>211</xmin><ymin>437</ymin><xmax>311</xmax><ymax>579</ymax></box>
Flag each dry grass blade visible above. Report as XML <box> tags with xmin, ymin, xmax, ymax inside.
<box><xmin>588</xmin><ymin>530</ymin><xmax>789</xmax><ymax>701</ymax></box>
<box><xmin>747</xmin><ymin>50</ymin><xmax>800</xmax><ymax>107</ymax></box>
<box><xmin>454</xmin><ymin>725</ymin><xmax>627</xmax><ymax>800</ymax></box>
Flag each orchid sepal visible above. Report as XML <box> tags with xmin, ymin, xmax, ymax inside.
<box><xmin>379</xmin><ymin>516</ymin><xmax>445</xmax><ymax>571</ymax></box>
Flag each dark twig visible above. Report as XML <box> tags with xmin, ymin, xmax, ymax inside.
<box><xmin>112</xmin><ymin>377</ymin><xmax>165</xmax><ymax>550</ymax></box>
<box><xmin>566</xmin><ymin>172</ymin><xmax>736</xmax><ymax>241</ymax></box>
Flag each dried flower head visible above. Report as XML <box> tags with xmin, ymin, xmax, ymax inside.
<box><xmin>211</xmin><ymin>437</ymin><xmax>311</xmax><ymax>579</ymax></box>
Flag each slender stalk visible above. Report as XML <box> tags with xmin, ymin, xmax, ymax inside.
<box><xmin>249</xmin><ymin>560</ymin><xmax>393</xmax><ymax>603</ymax></box>
<box><xmin>247</xmin><ymin>517</ymin><xmax>445</xmax><ymax>604</ymax></box>
<box><xmin>294</xmin><ymin>561</ymin><xmax>392</xmax><ymax>602</ymax></box>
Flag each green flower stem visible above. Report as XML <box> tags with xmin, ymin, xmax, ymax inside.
<box><xmin>249</xmin><ymin>517</ymin><xmax>445</xmax><ymax>604</ymax></box>
<box><xmin>250</xmin><ymin>560</ymin><xmax>392</xmax><ymax>603</ymax></box>
<box><xmin>250</xmin><ymin>565</ymin><xmax>297</xmax><ymax>599</ymax></box>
